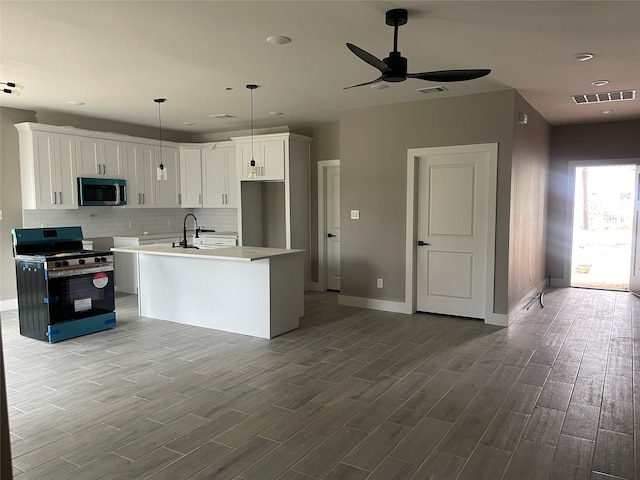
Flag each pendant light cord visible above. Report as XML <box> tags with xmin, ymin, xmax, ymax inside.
<box><xmin>250</xmin><ymin>87</ymin><xmax>254</xmax><ymax>161</ymax></box>
<box><xmin>246</xmin><ymin>85</ymin><xmax>258</xmax><ymax>164</ymax></box>
<box><xmin>154</xmin><ymin>98</ymin><xmax>165</xmax><ymax>169</ymax></box>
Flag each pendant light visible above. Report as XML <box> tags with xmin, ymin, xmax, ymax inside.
<box><xmin>246</xmin><ymin>84</ymin><xmax>259</xmax><ymax>179</ymax></box>
<box><xmin>154</xmin><ymin>98</ymin><xmax>168</xmax><ymax>181</ymax></box>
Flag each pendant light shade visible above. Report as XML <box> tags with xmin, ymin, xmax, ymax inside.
<box><xmin>246</xmin><ymin>84</ymin><xmax>259</xmax><ymax>179</ymax></box>
<box><xmin>154</xmin><ymin>98</ymin><xmax>168</xmax><ymax>181</ymax></box>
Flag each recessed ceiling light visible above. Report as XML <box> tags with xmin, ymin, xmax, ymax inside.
<box><xmin>269</xmin><ymin>111</ymin><xmax>284</xmax><ymax>116</ymax></box>
<box><xmin>225</xmin><ymin>87</ymin><xmax>233</xmax><ymax>91</ymax></box>
<box><xmin>68</xmin><ymin>101</ymin><xmax>85</xmax><ymax>106</ymax></box>
<box><xmin>183</xmin><ymin>121</ymin><xmax>195</xmax><ymax>126</ymax></box>
<box><xmin>591</xmin><ymin>80</ymin><xmax>609</xmax><ymax>87</ymax></box>
<box><xmin>210</xmin><ymin>113</ymin><xmax>235</xmax><ymax>119</ymax></box>
<box><xmin>267</xmin><ymin>35</ymin><xmax>291</xmax><ymax>45</ymax></box>
<box><xmin>574</xmin><ymin>53</ymin><xmax>594</xmax><ymax>62</ymax></box>
<box><xmin>371</xmin><ymin>84</ymin><xmax>388</xmax><ymax>90</ymax></box>
<box><xmin>601</xmin><ymin>110</ymin><xmax>613</xmax><ymax>114</ymax></box>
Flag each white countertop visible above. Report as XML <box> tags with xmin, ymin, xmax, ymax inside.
<box><xmin>111</xmin><ymin>244</ymin><xmax>304</xmax><ymax>261</ymax></box>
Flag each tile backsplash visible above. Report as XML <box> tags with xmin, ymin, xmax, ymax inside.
<box><xmin>23</xmin><ymin>208</ymin><xmax>238</xmax><ymax>238</ymax></box>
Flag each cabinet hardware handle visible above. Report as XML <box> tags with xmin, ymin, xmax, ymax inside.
<box><xmin>102</xmin><ymin>164</ymin><xmax>106</xmax><ymax>174</ymax></box>
<box><xmin>178</xmin><ymin>194</ymin><xmax>181</xmax><ymax>205</ymax></box>
<box><xmin>53</xmin><ymin>191</ymin><xmax>57</xmax><ymax>204</ymax></box>
<box><xmin>142</xmin><ymin>193</ymin><xmax>145</xmax><ymax>204</ymax></box>
<box><xmin>59</xmin><ymin>192</ymin><xmax>62</xmax><ymax>204</ymax></box>
<box><xmin>199</xmin><ymin>194</ymin><xmax>202</xmax><ymax>205</ymax></box>
<box><xmin>225</xmin><ymin>193</ymin><xmax>228</xmax><ymax>204</ymax></box>
<box><xmin>261</xmin><ymin>166</ymin><xmax>264</xmax><ymax>176</ymax></box>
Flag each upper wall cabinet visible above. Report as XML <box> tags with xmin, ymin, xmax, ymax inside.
<box><xmin>202</xmin><ymin>142</ymin><xmax>237</xmax><ymax>208</ymax></box>
<box><xmin>234</xmin><ymin>135</ymin><xmax>287</xmax><ymax>181</ymax></box>
<box><xmin>179</xmin><ymin>146</ymin><xmax>205</xmax><ymax>208</ymax></box>
<box><xmin>15</xmin><ymin>122</ymin><xmax>182</xmax><ymax>210</ymax></box>
<box><xmin>179</xmin><ymin>141</ymin><xmax>237</xmax><ymax>209</ymax></box>
<box><xmin>76</xmin><ymin>136</ymin><xmax>124</xmax><ymax>178</ymax></box>
<box><xmin>15</xmin><ymin>123</ymin><xmax>78</xmax><ymax>209</ymax></box>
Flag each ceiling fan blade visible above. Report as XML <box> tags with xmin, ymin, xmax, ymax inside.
<box><xmin>408</xmin><ymin>69</ymin><xmax>491</xmax><ymax>82</ymax></box>
<box><xmin>343</xmin><ymin>76</ymin><xmax>384</xmax><ymax>90</ymax></box>
<box><xmin>346</xmin><ymin>43</ymin><xmax>390</xmax><ymax>74</ymax></box>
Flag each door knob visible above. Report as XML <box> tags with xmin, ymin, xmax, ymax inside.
<box><xmin>328</xmin><ymin>233</ymin><xmax>336</xmax><ymax>238</ymax></box>
<box><xmin>417</xmin><ymin>240</ymin><xmax>430</xmax><ymax>246</ymax></box>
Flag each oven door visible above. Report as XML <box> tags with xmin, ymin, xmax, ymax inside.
<box><xmin>46</xmin><ymin>267</ymin><xmax>115</xmax><ymax>324</ymax></box>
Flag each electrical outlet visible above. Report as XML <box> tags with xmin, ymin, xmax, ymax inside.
<box><xmin>351</xmin><ymin>209</ymin><xmax>360</xmax><ymax>220</ymax></box>
<box><xmin>377</xmin><ymin>278</ymin><xmax>383</xmax><ymax>288</ymax></box>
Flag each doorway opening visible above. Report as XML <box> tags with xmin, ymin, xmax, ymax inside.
<box><xmin>571</xmin><ymin>164</ymin><xmax>634</xmax><ymax>291</ymax></box>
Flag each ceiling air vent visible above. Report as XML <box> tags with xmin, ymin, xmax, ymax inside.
<box><xmin>416</xmin><ymin>86</ymin><xmax>449</xmax><ymax>94</ymax></box>
<box><xmin>571</xmin><ymin>89</ymin><xmax>635</xmax><ymax>104</ymax></box>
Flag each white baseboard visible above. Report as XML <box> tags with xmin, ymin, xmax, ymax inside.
<box><xmin>0</xmin><ymin>298</ymin><xmax>18</xmax><ymax>312</ymax></box>
<box><xmin>338</xmin><ymin>294</ymin><xmax>412</xmax><ymax>314</ymax></box>
<box><xmin>485</xmin><ymin>313</ymin><xmax>508</xmax><ymax>327</ymax></box>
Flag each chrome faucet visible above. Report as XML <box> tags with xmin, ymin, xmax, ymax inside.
<box><xmin>181</xmin><ymin>213</ymin><xmax>199</xmax><ymax>248</ymax></box>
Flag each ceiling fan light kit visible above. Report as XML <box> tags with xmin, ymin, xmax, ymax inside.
<box><xmin>344</xmin><ymin>9</ymin><xmax>490</xmax><ymax>90</ymax></box>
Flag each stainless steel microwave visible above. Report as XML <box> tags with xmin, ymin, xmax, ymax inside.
<box><xmin>78</xmin><ymin>177</ymin><xmax>127</xmax><ymax>206</ymax></box>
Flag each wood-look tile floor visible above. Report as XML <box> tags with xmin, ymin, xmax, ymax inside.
<box><xmin>2</xmin><ymin>288</ymin><xmax>638</xmax><ymax>479</ymax></box>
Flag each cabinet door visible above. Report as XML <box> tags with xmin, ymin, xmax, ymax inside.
<box><xmin>180</xmin><ymin>148</ymin><xmax>203</xmax><ymax>208</ymax></box>
<box><xmin>124</xmin><ymin>142</ymin><xmax>154</xmax><ymax>207</ymax></box>
<box><xmin>236</xmin><ymin>142</ymin><xmax>257</xmax><ymax>180</ymax></box>
<box><xmin>224</xmin><ymin>146</ymin><xmax>238</xmax><ymax>207</ymax></box>
<box><xmin>32</xmin><ymin>131</ymin><xmax>58</xmax><ymax>208</ymax></box>
<box><xmin>155</xmin><ymin>146</ymin><xmax>181</xmax><ymax>207</ymax></box>
<box><xmin>76</xmin><ymin>135</ymin><xmax>101</xmax><ymax>176</ymax></box>
<box><xmin>260</xmin><ymin>139</ymin><xmax>285</xmax><ymax>180</ymax></box>
<box><xmin>202</xmin><ymin>148</ymin><xmax>226</xmax><ymax>208</ymax></box>
<box><xmin>101</xmin><ymin>139</ymin><xmax>124</xmax><ymax>177</ymax></box>
<box><xmin>56</xmin><ymin>134</ymin><xmax>78</xmax><ymax>208</ymax></box>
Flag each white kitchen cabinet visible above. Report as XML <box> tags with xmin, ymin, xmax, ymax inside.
<box><xmin>232</xmin><ymin>133</ymin><xmax>312</xmax><ymax>289</ymax></box>
<box><xmin>203</xmin><ymin>142</ymin><xmax>237</xmax><ymax>208</ymax></box>
<box><xmin>16</xmin><ymin>123</ymin><xmax>78</xmax><ymax>209</ymax></box>
<box><xmin>179</xmin><ymin>147</ymin><xmax>204</xmax><ymax>208</ymax></box>
<box><xmin>235</xmin><ymin>136</ymin><xmax>286</xmax><ymax>181</ymax></box>
<box><xmin>123</xmin><ymin>142</ymin><xmax>155</xmax><ymax>208</ymax></box>
<box><xmin>76</xmin><ymin>136</ymin><xmax>124</xmax><ymax>178</ymax></box>
<box><xmin>156</xmin><ymin>145</ymin><xmax>181</xmax><ymax>207</ymax></box>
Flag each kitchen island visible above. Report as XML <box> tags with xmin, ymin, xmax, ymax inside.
<box><xmin>110</xmin><ymin>245</ymin><xmax>304</xmax><ymax>339</ymax></box>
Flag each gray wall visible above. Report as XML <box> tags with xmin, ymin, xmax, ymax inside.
<box><xmin>340</xmin><ymin>90</ymin><xmax>523</xmax><ymax>314</ymax></box>
<box><xmin>547</xmin><ymin>120</ymin><xmax>640</xmax><ymax>280</ymax></box>
<box><xmin>509</xmin><ymin>93</ymin><xmax>551</xmax><ymax>310</ymax></box>
<box><xmin>1</xmin><ymin>108</ymin><xmax>36</xmax><ymax>303</ymax></box>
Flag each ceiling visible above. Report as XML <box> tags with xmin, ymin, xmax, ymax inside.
<box><xmin>1</xmin><ymin>1</ymin><xmax>639</xmax><ymax>134</ymax></box>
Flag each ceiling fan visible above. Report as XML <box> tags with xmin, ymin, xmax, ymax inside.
<box><xmin>345</xmin><ymin>9</ymin><xmax>491</xmax><ymax>89</ymax></box>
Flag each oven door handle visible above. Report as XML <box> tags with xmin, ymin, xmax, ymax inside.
<box><xmin>114</xmin><ymin>183</ymin><xmax>121</xmax><ymax>205</ymax></box>
<box><xmin>47</xmin><ymin>264</ymin><xmax>114</xmax><ymax>278</ymax></box>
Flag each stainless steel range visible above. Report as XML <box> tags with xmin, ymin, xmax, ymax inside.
<box><xmin>11</xmin><ymin>226</ymin><xmax>116</xmax><ymax>342</ymax></box>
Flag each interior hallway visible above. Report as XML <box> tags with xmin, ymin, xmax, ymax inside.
<box><xmin>2</xmin><ymin>288</ymin><xmax>637</xmax><ymax>479</ymax></box>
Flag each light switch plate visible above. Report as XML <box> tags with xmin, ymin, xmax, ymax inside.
<box><xmin>350</xmin><ymin>210</ymin><xmax>360</xmax><ymax>220</ymax></box>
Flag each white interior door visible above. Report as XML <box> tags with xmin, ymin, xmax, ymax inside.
<box><xmin>629</xmin><ymin>165</ymin><xmax>640</xmax><ymax>296</ymax></box>
<box><xmin>416</xmin><ymin>146</ymin><xmax>493</xmax><ymax>319</ymax></box>
<box><xmin>326</xmin><ymin>166</ymin><xmax>341</xmax><ymax>290</ymax></box>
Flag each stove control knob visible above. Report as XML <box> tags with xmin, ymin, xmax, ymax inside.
<box><xmin>94</xmin><ymin>257</ymin><xmax>101</xmax><ymax>263</ymax></box>
<box><xmin>79</xmin><ymin>259</ymin><xmax>86</xmax><ymax>265</ymax></box>
<box><xmin>100</xmin><ymin>257</ymin><xmax>108</xmax><ymax>262</ymax></box>
<box><xmin>62</xmin><ymin>261</ymin><xmax>69</xmax><ymax>267</ymax></box>
<box><xmin>55</xmin><ymin>261</ymin><xmax>62</xmax><ymax>267</ymax></box>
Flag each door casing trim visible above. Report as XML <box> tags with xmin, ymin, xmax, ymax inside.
<box><xmin>405</xmin><ymin>143</ymin><xmax>499</xmax><ymax>325</ymax></box>
<box><xmin>316</xmin><ymin>159</ymin><xmax>340</xmax><ymax>292</ymax></box>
